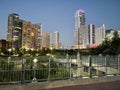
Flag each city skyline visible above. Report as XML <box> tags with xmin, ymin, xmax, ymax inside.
<box><xmin>0</xmin><ymin>0</ymin><xmax>120</xmax><ymax>48</ymax></box>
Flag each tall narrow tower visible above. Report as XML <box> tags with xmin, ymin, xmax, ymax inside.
<box><xmin>54</xmin><ymin>31</ymin><xmax>59</xmax><ymax>49</ymax></box>
<box><xmin>95</xmin><ymin>24</ymin><xmax>105</xmax><ymax>46</ymax></box>
<box><xmin>41</xmin><ymin>32</ymin><xmax>51</xmax><ymax>48</ymax></box>
<box><xmin>88</xmin><ymin>24</ymin><xmax>95</xmax><ymax>48</ymax></box>
<box><xmin>75</xmin><ymin>9</ymin><xmax>88</xmax><ymax>49</ymax></box>
<box><xmin>7</xmin><ymin>13</ymin><xmax>19</xmax><ymax>41</ymax></box>
<box><xmin>7</xmin><ymin>13</ymin><xmax>23</xmax><ymax>48</ymax></box>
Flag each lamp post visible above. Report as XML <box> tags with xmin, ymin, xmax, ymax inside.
<box><xmin>32</xmin><ymin>58</ymin><xmax>38</xmax><ymax>83</ymax></box>
<box><xmin>8</xmin><ymin>49</ymin><xmax>12</xmax><ymax>64</ymax></box>
<box><xmin>31</xmin><ymin>48</ymin><xmax>34</xmax><ymax>57</ymax></box>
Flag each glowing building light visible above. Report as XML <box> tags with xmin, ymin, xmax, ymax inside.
<box><xmin>31</xmin><ymin>32</ymin><xmax>34</xmax><ymax>36</ymax></box>
<box><xmin>76</xmin><ymin>9</ymin><xmax>85</xmax><ymax>13</ymax></box>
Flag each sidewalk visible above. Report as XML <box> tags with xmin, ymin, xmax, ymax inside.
<box><xmin>0</xmin><ymin>76</ymin><xmax>120</xmax><ymax>90</ymax></box>
<box><xmin>47</xmin><ymin>80</ymin><xmax>120</xmax><ymax>90</ymax></box>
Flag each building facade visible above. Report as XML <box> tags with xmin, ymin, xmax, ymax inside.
<box><xmin>7</xmin><ymin>13</ymin><xmax>19</xmax><ymax>41</ymax></box>
<box><xmin>41</xmin><ymin>32</ymin><xmax>51</xmax><ymax>48</ymax></box>
<box><xmin>54</xmin><ymin>31</ymin><xmax>59</xmax><ymax>49</ymax></box>
<box><xmin>75</xmin><ymin>9</ymin><xmax>88</xmax><ymax>49</ymax></box>
<box><xmin>7</xmin><ymin>13</ymin><xmax>23</xmax><ymax>49</ymax></box>
<box><xmin>22</xmin><ymin>21</ymin><xmax>35</xmax><ymax>49</ymax></box>
<box><xmin>88</xmin><ymin>24</ymin><xmax>95</xmax><ymax>48</ymax></box>
<box><xmin>7</xmin><ymin>13</ymin><xmax>42</xmax><ymax>50</ymax></box>
<box><xmin>95</xmin><ymin>24</ymin><xmax>105</xmax><ymax>46</ymax></box>
<box><xmin>35</xmin><ymin>24</ymin><xmax>42</xmax><ymax>49</ymax></box>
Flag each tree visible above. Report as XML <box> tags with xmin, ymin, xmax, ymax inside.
<box><xmin>100</xmin><ymin>38</ymin><xmax>111</xmax><ymax>55</ymax></box>
<box><xmin>90</xmin><ymin>38</ymin><xmax>111</xmax><ymax>55</ymax></box>
<box><xmin>110</xmin><ymin>31</ymin><xmax>120</xmax><ymax>55</ymax></box>
<box><xmin>90</xmin><ymin>31</ymin><xmax>120</xmax><ymax>55</ymax></box>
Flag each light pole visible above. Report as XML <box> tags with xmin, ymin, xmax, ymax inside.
<box><xmin>31</xmin><ymin>48</ymin><xmax>34</xmax><ymax>57</ymax></box>
<box><xmin>32</xmin><ymin>58</ymin><xmax>38</xmax><ymax>83</ymax></box>
<box><xmin>8</xmin><ymin>49</ymin><xmax>12</xmax><ymax>64</ymax></box>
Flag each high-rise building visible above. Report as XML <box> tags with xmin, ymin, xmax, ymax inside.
<box><xmin>7</xmin><ymin>13</ymin><xmax>23</xmax><ymax>49</ymax></box>
<box><xmin>75</xmin><ymin>9</ymin><xmax>88</xmax><ymax>49</ymax></box>
<box><xmin>7</xmin><ymin>13</ymin><xmax>19</xmax><ymax>41</ymax></box>
<box><xmin>22</xmin><ymin>22</ymin><xmax>42</xmax><ymax>50</ymax></box>
<box><xmin>7</xmin><ymin>13</ymin><xmax>42</xmax><ymax>50</ymax></box>
<box><xmin>54</xmin><ymin>31</ymin><xmax>59</xmax><ymax>49</ymax></box>
<box><xmin>22</xmin><ymin>21</ymin><xmax>36</xmax><ymax>49</ymax></box>
<box><xmin>101</xmin><ymin>24</ymin><xmax>105</xmax><ymax>40</ymax></box>
<box><xmin>34</xmin><ymin>24</ymin><xmax>42</xmax><ymax>49</ymax></box>
<box><xmin>95</xmin><ymin>24</ymin><xmax>105</xmax><ymax>46</ymax></box>
<box><xmin>41</xmin><ymin>32</ymin><xmax>51</xmax><ymax>48</ymax></box>
<box><xmin>88</xmin><ymin>24</ymin><xmax>95</xmax><ymax>48</ymax></box>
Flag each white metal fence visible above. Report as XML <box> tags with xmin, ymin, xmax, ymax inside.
<box><xmin>0</xmin><ymin>54</ymin><xmax>120</xmax><ymax>85</ymax></box>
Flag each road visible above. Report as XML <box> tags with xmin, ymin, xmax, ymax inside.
<box><xmin>46</xmin><ymin>81</ymin><xmax>120</xmax><ymax>90</ymax></box>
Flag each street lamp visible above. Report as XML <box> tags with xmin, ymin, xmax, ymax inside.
<box><xmin>8</xmin><ymin>49</ymin><xmax>12</xmax><ymax>64</ymax></box>
<box><xmin>31</xmin><ymin>48</ymin><xmax>34</xmax><ymax>57</ymax></box>
<box><xmin>32</xmin><ymin>58</ymin><xmax>38</xmax><ymax>83</ymax></box>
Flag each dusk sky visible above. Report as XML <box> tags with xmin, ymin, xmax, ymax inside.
<box><xmin>0</xmin><ymin>0</ymin><xmax>120</xmax><ymax>48</ymax></box>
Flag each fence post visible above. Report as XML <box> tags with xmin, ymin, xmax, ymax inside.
<box><xmin>66</xmin><ymin>54</ymin><xmax>71</xmax><ymax>80</ymax></box>
<box><xmin>21</xmin><ymin>57</ymin><xmax>25</xmax><ymax>84</ymax></box>
<box><xmin>48</xmin><ymin>55</ymin><xmax>51</xmax><ymax>81</ymax></box>
<box><xmin>69</xmin><ymin>57</ymin><xmax>72</xmax><ymax>80</ymax></box>
<box><xmin>105</xmin><ymin>55</ymin><xmax>109</xmax><ymax>76</ymax></box>
<box><xmin>118</xmin><ymin>55</ymin><xmax>120</xmax><ymax>75</ymax></box>
<box><xmin>89</xmin><ymin>55</ymin><xmax>92</xmax><ymax>78</ymax></box>
<box><xmin>77</xmin><ymin>52</ymin><xmax>82</xmax><ymax>78</ymax></box>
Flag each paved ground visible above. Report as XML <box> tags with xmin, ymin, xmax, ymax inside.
<box><xmin>1</xmin><ymin>76</ymin><xmax>120</xmax><ymax>90</ymax></box>
<box><xmin>46</xmin><ymin>81</ymin><xmax>120</xmax><ymax>90</ymax></box>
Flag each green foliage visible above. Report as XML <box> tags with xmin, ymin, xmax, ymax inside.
<box><xmin>90</xmin><ymin>31</ymin><xmax>120</xmax><ymax>55</ymax></box>
<box><xmin>0</xmin><ymin>60</ymin><xmax>14</xmax><ymax>70</ymax></box>
<box><xmin>0</xmin><ymin>60</ymin><xmax>15</xmax><ymax>82</ymax></box>
<box><xmin>0</xmin><ymin>56</ymin><xmax>70</xmax><ymax>83</ymax></box>
<box><xmin>25</xmin><ymin>57</ymin><xmax>34</xmax><ymax>69</ymax></box>
<box><xmin>50</xmin><ymin>69</ymin><xmax>69</xmax><ymax>79</ymax></box>
<box><xmin>38</xmin><ymin>48</ymin><xmax>50</xmax><ymax>56</ymax></box>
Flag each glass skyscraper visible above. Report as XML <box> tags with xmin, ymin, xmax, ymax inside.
<box><xmin>7</xmin><ymin>13</ymin><xmax>42</xmax><ymax>49</ymax></box>
<box><xmin>7</xmin><ymin>13</ymin><xmax>22</xmax><ymax>48</ymax></box>
<box><xmin>75</xmin><ymin>9</ymin><xmax>88</xmax><ymax>49</ymax></box>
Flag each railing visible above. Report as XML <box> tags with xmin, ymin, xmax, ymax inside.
<box><xmin>0</xmin><ymin>54</ymin><xmax>120</xmax><ymax>85</ymax></box>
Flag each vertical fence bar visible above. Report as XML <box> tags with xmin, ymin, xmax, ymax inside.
<box><xmin>21</xmin><ymin>58</ymin><xmax>25</xmax><ymax>84</ymax></box>
<box><xmin>77</xmin><ymin>52</ymin><xmax>82</xmax><ymax>78</ymax></box>
<box><xmin>105</xmin><ymin>55</ymin><xmax>108</xmax><ymax>76</ymax></box>
<box><xmin>69</xmin><ymin>57</ymin><xmax>72</xmax><ymax>80</ymax></box>
<box><xmin>48</xmin><ymin>55</ymin><xmax>51</xmax><ymax>81</ymax></box>
<box><xmin>66</xmin><ymin>54</ymin><xmax>71</xmax><ymax>80</ymax></box>
<box><xmin>89</xmin><ymin>55</ymin><xmax>92</xmax><ymax>78</ymax></box>
<box><xmin>118</xmin><ymin>55</ymin><xmax>120</xmax><ymax>75</ymax></box>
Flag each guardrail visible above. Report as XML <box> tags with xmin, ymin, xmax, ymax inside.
<box><xmin>0</xmin><ymin>54</ymin><xmax>120</xmax><ymax>85</ymax></box>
